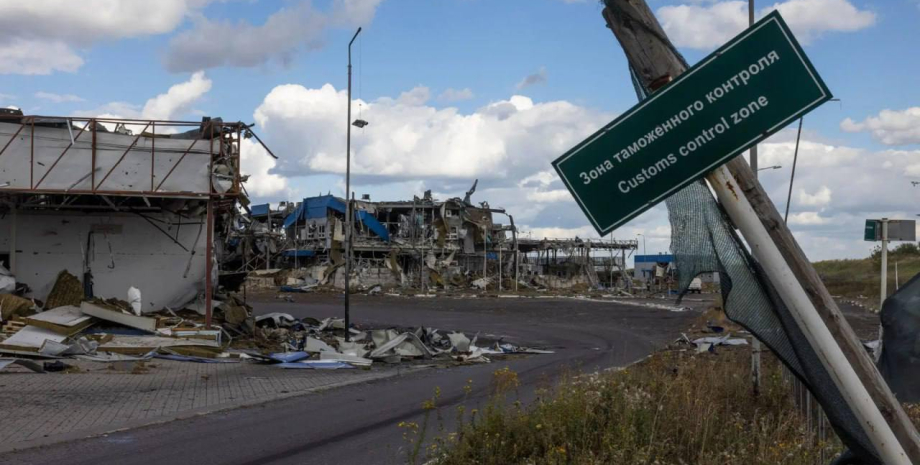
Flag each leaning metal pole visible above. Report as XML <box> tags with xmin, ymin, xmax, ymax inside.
<box><xmin>604</xmin><ymin>1</ymin><xmax>918</xmax><ymax>462</ymax></box>
<box><xmin>748</xmin><ymin>0</ymin><xmax>762</xmax><ymax>395</ymax></box>
<box><xmin>344</xmin><ymin>27</ymin><xmax>361</xmax><ymax>342</ymax></box>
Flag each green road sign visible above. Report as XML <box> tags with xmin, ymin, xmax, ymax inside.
<box><xmin>865</xmin><ymin>220</ymin><xmax>880</xmax><ymax>242</ymax></box>
<box><xmin>865</xmin><ymin>219</ymin><xmax>918</xmax><ymax>242</ymax></box>
<box><xmin>552</xmin><ymin>11</ymin><xmax>832</xmax><ymax>235</ymax></box>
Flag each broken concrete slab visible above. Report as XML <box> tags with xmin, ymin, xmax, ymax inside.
<box><xmin>24</xmin><ymin>305</ymin><xmax>94</xmax><ymax>335</ymax></box>
<box><xmin>0</xmin><ymin>325</ymin><xmax>67</xmax><ymax>352</ymax></box>
<box><xmin>80</xmin><ymin>301</ymin><xmax>157</xmax><ymax>333</ymax></box>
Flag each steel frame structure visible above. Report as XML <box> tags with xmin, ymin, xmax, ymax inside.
<box><xmin>0</xmin><ymin>115</ymin><xmax>276</xmax><ymax>199</ymax></box>
<box><xmin>0</xmin><ymin>114</ymin><xmax>279</xmax><ymax>330</ymax></box>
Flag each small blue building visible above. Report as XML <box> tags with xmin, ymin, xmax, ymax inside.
<box><xmin>633</xmin><ymin>254</ymin><xmax>673</xmax><ymax>281</ymax></box>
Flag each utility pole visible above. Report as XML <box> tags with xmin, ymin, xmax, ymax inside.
<box><xmin>748</xmin><ymin>0</ymin><xmax>762</xmax><ymax>395</ymax></box>
<box><xmin>880</xmin><ymin>218</ymin><xmax>889</xmax><ymax>311</ymax></box>
<box><xmin>603</xmin><ymin>2</ymin><xmax>919</xmax><ymax>462</ymax></box>
<box><xmin>344</xmin><ymin>27</ymin><xmax>361</xmax><ymax>342</ymax></box>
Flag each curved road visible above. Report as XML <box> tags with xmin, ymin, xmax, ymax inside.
<box><xmin>0</xmin><ymin>295</ymin><xmax>700</xmax><ymax>465</ymax></box>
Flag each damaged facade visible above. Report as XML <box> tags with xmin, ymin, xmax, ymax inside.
<box><xmin>241</xmin><ymin>181</ymin><xmax>639</xmax><ymax>292</ymax></box>
<box><xmin>0</xmin><ymin>109</ymin><xmax>274</xmax><ymax>319</ymax></box>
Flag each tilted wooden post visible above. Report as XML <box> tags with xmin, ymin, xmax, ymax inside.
<box><xmin>603</xmin><ymin>1</ymin><xmax>920</xmax><ymax>462</ymax></box>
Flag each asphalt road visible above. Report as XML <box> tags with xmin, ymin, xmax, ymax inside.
<box><xmin>0</xmin><ymin>295</ymin><xmax>701</xmax><ymax>465</ymax></box>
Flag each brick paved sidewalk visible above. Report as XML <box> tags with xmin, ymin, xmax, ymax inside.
<box><xmin>0</xmin><ymin>358</ymin><xmax>413</xmax><ymax>453</ymax></box>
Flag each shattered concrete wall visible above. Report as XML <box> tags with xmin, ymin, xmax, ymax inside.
<box><xmin>329</xmin><ymin>264</ymin><xmax>401</xmax><ymax>290</ymax></box>
<box><xmin>0</xmin><ymin>209</ymin><xmax>209</xmax><ymax>313</ymax></box>
<box><xmin>532</xmin><ymin>273</ymin><xmax>591</xmax><ymax>289</ymax></box>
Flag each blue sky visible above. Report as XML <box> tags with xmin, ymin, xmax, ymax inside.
<box><xmin>1</xmin><ymin>0</ymin><xmax>918</xmax><ymax>262</ymax></box>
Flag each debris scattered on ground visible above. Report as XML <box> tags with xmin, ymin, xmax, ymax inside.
<box><xmin>0</xmin><ymin>282</ymin><xmax>553</xmax><ymax>374</ymax></box>
<box><xmin>676</xmin><ymin>333</ymin><xmax>749</xmax><ymax>353</ymax></box>
<box><xmin>80</xmin><ymin>301</ymin><xmax>157</xmax><ymax>333</ymax></box>
<box><xmin>0</xmin><ymin>325</ymin><xmax>67</xmax><ymax>352</ymax></box>
<box><xmin>24</xmin><ymin>305</ymin><xmax>94</xmax><ymax>336</ymax></box>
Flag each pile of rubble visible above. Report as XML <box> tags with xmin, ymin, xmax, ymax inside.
<box><xmin>0</xmin><ymin>290</ymin><xmax>236</xmax><ymax>372</ymax></box>
<box><xmin>0</xmin><ymin>273</ymin><xmax>552</xmax><ymax>373</ymax></box>
<box><xmin>249</xmin><ymin>312</ymin><xmax>553</xmax><ymax>368</ymax></box>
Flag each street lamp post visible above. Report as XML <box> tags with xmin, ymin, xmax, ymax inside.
<box><xmin>344</xmin><ymin>26</ymin><xmax>361</xmax><ymax>342</ymax></box>
<box><xmin>757</xmin><ymin>165</ymin><xmax>782</xmax><ymax>171</ymax></box>
<box><xmin>636</xmin><ymin>233</ymin><xmax>646</xmax><ymax>282</ymax></box>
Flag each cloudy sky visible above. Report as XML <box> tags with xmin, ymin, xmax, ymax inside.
<box><xmin>1</xmin><ymin>0</ymin><xmax>918</xmax><ymax>263</ymax></box>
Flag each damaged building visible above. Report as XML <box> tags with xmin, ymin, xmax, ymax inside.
<box><xmin>242</xmin><ymin>180</ymin><xmax>638</xmax><ymax>292</ymax></box>
<box><xmin>0</xmin><ymin>109</ymin><xmax>275</xmax><ymax>320</ymax></box>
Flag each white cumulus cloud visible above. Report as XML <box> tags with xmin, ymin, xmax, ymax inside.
<box><xmin>397</xmin><ymin>86</ymin><xmax>431</xmax><ymax>106</ymax></box>
<box><xmin>141</xmin><ymin>71</ymin><xmax>212</xmax><ymax>120</ymax></box>
<box><xmin>72</xmin><ymin>72</ymin><xmax>213</xmax><ymax>132</ymax></box>
<box><xmin>526</xmin><ymin>189</ymin><xmax>572</xmax><ymax>203</ymax></box>
<box><xmin>841</xmin><ymin>107</ymin><xmax>920</xmax><ymax>145</ymax></box>
<box><xmin>798</xmin><ymin>186</ymin><xmax>831</xmax><ymax>207</ymax></box>
<box><xmin>788</xmin><ymin>211</ymin><xmax>830</xmax><ymax>225</ymax></box>
<box><xmin>252</xmin><ymin>83</ymin><xmax>609</xmax><ymax>183</ymax></box>
<box><xmin>164</xmin><ymin>0</ymin><xmax>383</xmax><ymax>72</ymax></box>
<box><xmin>0</xmin><ymin>0</ymin><xmax>203</xmax><ymax>74</ymax></box>
<box><xmin>241</xmin><ymin>139</ymin><xmax>288</xmax><ymax>197</ymax></box>
<box><xmin>658</xmin><ymin>0</ymin><xmax>875</xmax><ymax>50</ymax></box>
<box><xmin>658</xmin><ymin>2</ymin><xmax>748</xmax><ymax>49</ymax></box>
<box><xmin>0</xmin><ymin>38</ymin><xmax>83</xmax><ymax>75</ymax></box>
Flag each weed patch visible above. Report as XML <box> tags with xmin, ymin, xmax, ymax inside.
<box><xmin>431</xmin><ymin>348</ymin><xmax>843</xmax><ymax>464</ymax></box>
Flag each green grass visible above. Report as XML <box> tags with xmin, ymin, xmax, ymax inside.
<box><xmin>425</xmin><ymin>349</ymin><xmax>843</xmax><ymax>465</ymax></box>
<box><xmin>813</xmin><ymin>245</ymin><xmax>920</xmax><ymax>311</ymax></box>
